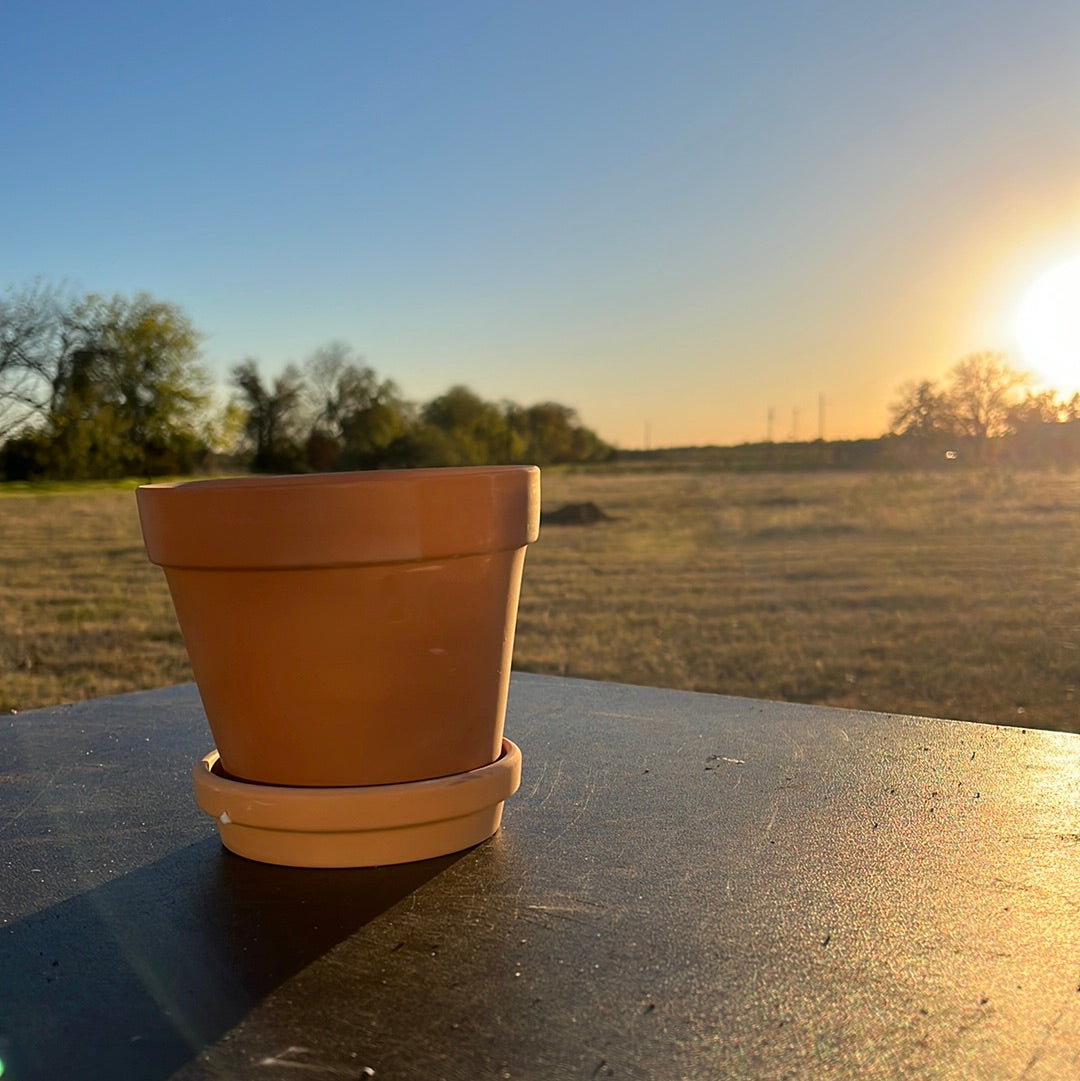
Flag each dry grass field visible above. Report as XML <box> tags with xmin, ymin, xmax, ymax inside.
<box><xmin>2</xmin><ymin>468</ymin><xmax>1079</xmax><ymax>733</ymax></box>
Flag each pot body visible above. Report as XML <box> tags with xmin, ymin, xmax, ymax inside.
<box><xmin>137</xmin><ymin>466</ymin><xmax>539</xmax><ymax>787</ymax></box>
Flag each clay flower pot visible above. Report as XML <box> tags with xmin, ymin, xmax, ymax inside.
<box><xmin>136</xmin><ymin>465</ymin><xmax>539</xmax><ymax>867</ymax></box>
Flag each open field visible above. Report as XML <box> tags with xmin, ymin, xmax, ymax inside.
<box><xmin>2</xmin><ymin>469</ymin><xmax>1079</xmax><ymax>733</ymax></box>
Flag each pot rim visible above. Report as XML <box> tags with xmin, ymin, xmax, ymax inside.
<box><xmin>138</xmin><ymin>463</ymin><xmax>534</xmax><ymax>494</ymax></box>
<box><xmin>137</xmin><ymin>464</ymin><xmax>540</xmax><ymax>569</ymax></box>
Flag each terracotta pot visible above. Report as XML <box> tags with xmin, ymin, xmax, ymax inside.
<box><xmin>136</xmin><ymin>465</ymin><xmax>539</xmax><ymax>867</ymax></box>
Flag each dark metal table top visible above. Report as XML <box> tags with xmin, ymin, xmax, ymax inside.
<box><xmin>2</xmin><ymin>674</ymin><xmax>1078</xmax><ymax>1080</ymax></box>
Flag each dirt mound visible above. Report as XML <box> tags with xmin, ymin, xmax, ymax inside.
<box><xmin>541</xmin><ymin>501</ymin><xmax>613</xmax><ymax>526</ymax></box>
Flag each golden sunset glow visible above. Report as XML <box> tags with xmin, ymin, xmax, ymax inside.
<box><xmin>1014</xmin><ymin>256</ymin><xmax>1080</xmax><ymax>396</ymax></box>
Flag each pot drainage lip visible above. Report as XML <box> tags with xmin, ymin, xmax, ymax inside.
<box><xmin>192</xmin><ymin>738</ymin><xmax>521</xmax><ymax>868</ymax></box>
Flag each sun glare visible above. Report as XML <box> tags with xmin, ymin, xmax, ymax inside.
<box><xmin>1014</xmin><ymin>256</ymin><xmax>1080</xmax><ymax>396</ymax></box>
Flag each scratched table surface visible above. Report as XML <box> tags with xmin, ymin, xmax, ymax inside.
<box><xmin>1</xmin><ymin>673</ymin><xmax>1078</xmax><ymax>1080</ymax></box>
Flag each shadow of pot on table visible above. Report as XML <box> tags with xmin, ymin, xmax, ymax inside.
<box><xmin>0</xmin><ymin>838</ymin><xmax>463</xmax><ymax>1081</ymax></box>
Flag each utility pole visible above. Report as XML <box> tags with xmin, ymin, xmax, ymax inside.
<box><xmin>818</xmin><ymin>393</ymin><xmax>825</xmax><ymax>441</ymax></box>
<box><xmin>766</xmin><ymin>407</ymin><xmax>775</xmax><ymax>443</ymax></box>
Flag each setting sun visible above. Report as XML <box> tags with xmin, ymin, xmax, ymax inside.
<box><xmin>1014</xmin><ymin>256</ymin><xmax>1080</xmax><ymax>395</ymax></box>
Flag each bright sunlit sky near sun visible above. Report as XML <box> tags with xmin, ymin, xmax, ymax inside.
<box><xmin>3</xmin><ymin>0</ymin><xmax>1079</xmax><ymax>448</ymax></box>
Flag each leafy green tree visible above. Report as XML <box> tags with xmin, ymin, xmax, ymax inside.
<box><xmin>506</xmin><ymin>401</ymin><xmax>612</xmax><ymax>464</ymax></box>
<box><xmin>569</xmin><ymin>422</ymin><xmax>613</xmax><ymax>463</ymax></box>
<box><xmin>506</xmin><ymin>402</ymin><xmax>572</xmax><ymax>463</ymax></box>
<box><xmin>1</xmin><ymin>283</ymin><xmax>210</xmax><ymax>478</ymax></box>
<box><xmin>380</xmin><ymin>424</ymin><xmax>462</xmax><ymax>469</ymax></box>
<box><xmin>76</xmin><ymin>293</ymin><xmax>210</xmax><ymax>477</ymax></box>
<box><xmin>422</xmin><ymin>385</ymin><xmax>521</xmax><ymax>464</ymax></box>
<box><xmin>4</xmin><ymin>282</ymin><xmax>614</xmax><ymax>478</ymax></box>
<box><xmin>339</xmin><ymin>396</ymin><xmax>415</xmax><ymax>468</ymax></box>
<box><xmin>47</xmin><ymin>346</ymin><xmax>128</xmax><ymax>478</ymax></box>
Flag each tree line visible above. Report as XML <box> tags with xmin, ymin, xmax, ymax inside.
<box><xmin>229</xmin><ymin>342</ymin><xmax>612</xmax><ymax>474</ymax></box>
<box><xmin>620</xmin><ymin>351</ymin><xmax>1080</xmax><ymax>472</ymax></box>
<box><xmin>887</xmin><ymin>351</ymin><xmax>1080</xmax><ymax>466</ymax></box>
<box><xmin>4</xmin><ymin>281</ymin><xmax>1077</xmax><ymax>480</ymax></box>
<box><xmin>0</xmin><ymin>282</ymin><xmax>613</xmax><ymax>480</ymax></box>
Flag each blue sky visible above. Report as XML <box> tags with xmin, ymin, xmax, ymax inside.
<box><xmin>3</xmin><ymin>1</ymin><xmax>1078</xmax><ymax>447</ymax></box>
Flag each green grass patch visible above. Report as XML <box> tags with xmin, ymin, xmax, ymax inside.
<box><xmin>0</xmin><ymin>477</ymin><xmax>173</xmax><ymax>497</ymax></box>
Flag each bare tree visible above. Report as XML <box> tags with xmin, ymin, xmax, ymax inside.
<box><xmin>303</xmin><ymin>341</ymin><xmax>360</xmax><ymax>434</ymax></box>
<box><xmin>945</xmin><ymin>352</ymin><xmax>1029</xmax><ymax>458</ymax></box>
<box><xmin>888</xmin><ymin>379</ymin><xmax>952</xmax><ymax>438</ymax></box>
<box><xmin>0</xmin><ymin>281</ymin><xmax>82</xmax><ymax>438</ymax></box>
<box><xmin>1007</xmin><ymin>389</ymin><xmax>1067</xmax><ymax>429</ymax></box>
<box><xmin>302</xmin><ymin>343</ymin><xmax>412</xmax><ymax>469</ymax></box>
<box><xmin>230</xmin><ymin>359</ymin><xmax>307</xmax><ymax>472</ymax></box>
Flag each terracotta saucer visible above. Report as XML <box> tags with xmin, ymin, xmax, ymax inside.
<box><xmin>192</xmin><ymin>739</ymin><xmax>522</xmax><ymax>867</ymax></box>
